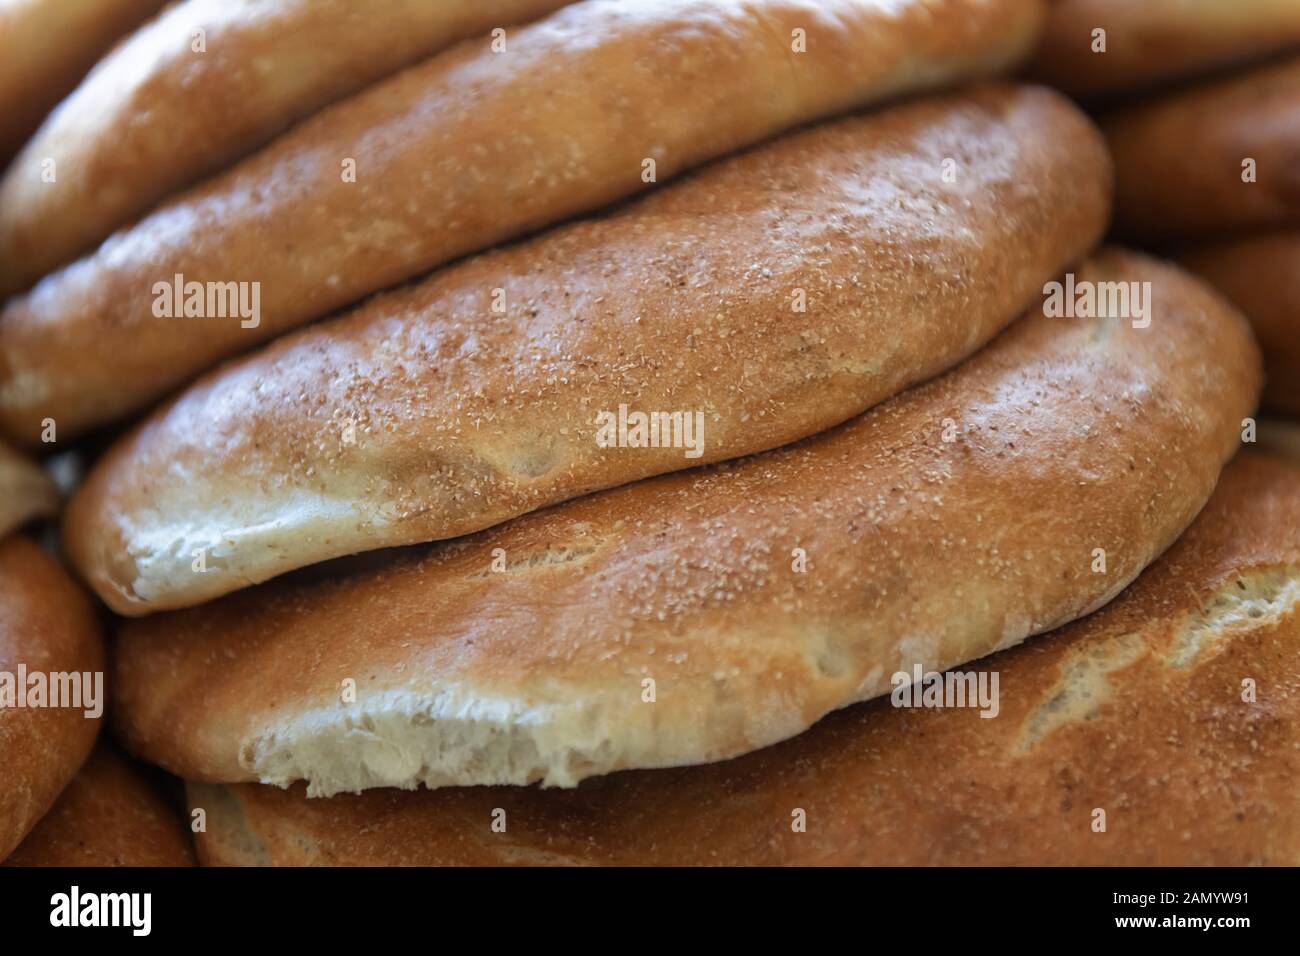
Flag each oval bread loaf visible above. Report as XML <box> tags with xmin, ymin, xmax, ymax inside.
<box><xmin>1180</xmin><ymin>231</ymin><xmax>1300</xmax><ymax>416</ymax></box>
<box><xmin>3</xmin><ymin>746</ymin><xmax>194</xmax><ymax>866</ymax></box>
<box><xmin>111</xmin><ymin>249</ymin><xmax>1262</xmax><ymax>796</ymax></box>
<box><xmin>1105</xmin><ymin>54</ymin><xmax>1300</xmax><ymax>241</ymax></box>
<box><xmin>0</xmin><ymin>0</ymin><xmax>576</xmax><ymax>292</ymax></box>
<box><xmin>65</xmin><ymin>83</ymin><xmax>1112</xmax><ymax>616</ymax></box>
<box><xmin>0</xmin><ymin>0</ymin><xmax>165</xmax><ymax>165</ymax></box>
<box><xmin>1030</xmin><ymin>0</ymin><xmax>1300</xmax><ymax>99</ymax></box>
<box><xmin>188</xmin><ymin>453</ymin><xmax>1300</xmax><ymax>866</ymax></box>
<box><xmin>0</xmin><ymin>0</ymin><xmax>1045</xmax><ymax>443</ymax></box>
<box><xmin>0</xmin><ymin>538</ymin><xmax>104</xmax><ymax>860</ymax></box>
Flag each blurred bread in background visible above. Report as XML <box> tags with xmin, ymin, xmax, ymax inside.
<box><xmin>0</xmin><ymin>0</ymin><xmax>166</xmax><ymax>166</ymax></box>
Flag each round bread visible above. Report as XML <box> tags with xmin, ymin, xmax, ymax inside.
<box><xmin>111</xmin><ymin>249</ymin><xmax>1261</xmax><ymax>796</ymax></box>
<box><xmin>1105</xmin><ymin>54</ymin><xmax>1300</xmax><ymax>242</ymax></box>
<box><xmin>0</xmin><ymin>0</ymin><xmax>1045</xmax><ymax>445</ymax></box>
<box><xmin>0</xmin><ymin>442</ymin><xmax>56</xmax><ymax>539</ymax></box>
<box><xmin>1030</xmin><ymin>0</ymin><xmax>1300</xmax><ymax>99</ymax></box>
<box><xmin>0</xmin><ymin>0</ymin><xmax>165</xmax><ymax>167</ymax></box>
<box><xmin>188</xmin><ymin>453</ymin><xmax>1300</xmax><ymax>866</ymax></box>
<box><xmin>1180</xmin><ymin>231</ymin><xmax>1300</xmax><ymax>416</ymax></box>
<box><xmin>4</xmin><ymin>746</ymin><xmax>194</xmax><ymax>866</ymax></box>
<box><xmin>0</xmin><ymin>537</ymin><xmax>104</xmax><ymax>859</ymax></box>
<box><xmin>0</xmin><ymin>0</ymin><xmax>575</xmax><ymax>293</ymax></box>
<box><xmin>66</xmin><ymin>83</ymin><xmax>1112</xmax><ymax>616</ymax></box>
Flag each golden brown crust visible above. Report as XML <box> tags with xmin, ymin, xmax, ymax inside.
<box><xmin>0</xmin><ymin>0</ymin><xmax>575</xmax><ymax>291</ymax></box>
<box><xmin>4</xmin><ymin>746</ymin><xmax>195</xmax><ymax>866</ymax></box>
<box><xmin>0</xmin><ymin>0</ymin><xmax>165</xmax><ymax>166</ymax></box>
<box><xmin>1030</xmin><ymin>0</ymin><xmax>1300</xmax><ymax>99</ymax></box>
<box><xmin>66</xmin><ymin>83</ymin><xmax>1111</xmax><ymax>615</ymax></box>
<box><xmin>1180</xmin><ymin>231</ymin><xmax>1300</xmax><ymax>416</ymax></box>
<box><xmin>0</xmin><ymin>537</ymin><xmax>104</xmax><ymax>860</ymax></box>
<box><xmin>0</xmin><ymin>442</ymin><xmax>56</xmax><ymax>539</ymax></box>
<box><xmin>0</xmin><ymin>0</ymin><xmax>1045</xmax><ymax>444</ymax></box>
<box><xmin>1105</xmin><ymin>55</ymin><xmax>1300</xmax><ymax>242</ymax></box>
<box><xmin>112</xmin><ymin>249</ymin><xmax>1261</xmax><ymax>795</ymax></box>
<box><xmin>191</xmin><ymin>454</ymin><xmax>1300</xmax><ymax>866</ymax></box>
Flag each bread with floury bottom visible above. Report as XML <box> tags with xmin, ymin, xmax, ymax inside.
<box><xmin>111</xmin><ymin>249</ymin><xmax>1261</xmax><ymax>797</ymax></box>
<box><xmin>0</xmin><ymin>0</ymin><xmax>1046</xmax><ymax>442</ymax></box>
<box><xmin>65</xmin><ymin>82</ymin><xmax>1111</xmax><ymax>616</ymax></box>
<box><xmin>0</xmin><ymin>0</ymin><xmax>576</xmax><ymax>292</ymax></box>
<box><xmin>1030</xmin><ymin>0</ymin><xmax>1300</xmax><ymax>99</ymax></box>
<box><xmin>188</xmin><ymin>453</ymin><xmax>1300</xmax><ymax>866</ymax></box>
<box><xmin>0</xmin><ymin>538</ymin><xmax>104</xmax><ymax>860</ymax></box>
<box><xmin>4</xmin><ymin>746</ymin><xmax>194</xmax><ymax>866</ymax></box>
<box><xmin>0</xmin><ymin>442</ymin><xmax>56</xmax><ymax>539</ymax></box>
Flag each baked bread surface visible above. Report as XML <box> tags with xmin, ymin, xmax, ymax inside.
<box><xmin>112</xmin><ymin>249</ymin><xmax>1261</xmax><ymax>796</ymax></box>
<box><xmin>66</xmin><ymin>82</ymin><xmax>1110</xmax><ymax>615</ymax></box>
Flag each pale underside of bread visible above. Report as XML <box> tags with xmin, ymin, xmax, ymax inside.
<box><xmin>188</xmin><ymin>454</ymin><xmax>1300</xmax><ymax>866</ymax></box>
<box><xmin>0</xmin><ymin>0</ymin><xmax>166</xmax><ymax>165</ymax></box>
<box><xmin>0</xmin><ymin>442</ymin><xmax>56</xmax><ymax>539</ymax></box>
<box><xmin>1104</xmin><ymin>54</ymin><xmax>1300</xmax><ymax>241</ymax></box>
<box><xmin>111</xmin><ymin>249</ymin><xmax>1262</xmax><ymax>797</ymax></box>
<box><xmin>66</xmin><ymin>82</ymin><xmax>1111</xmax><ymax>616</ymax></box>
<box><xmin>4</xmin><ymin>746</ymin><xmax>195</xmax><ymax>866</ymax></box>
<box><xmin>0</xmin><ymin>0</ymin><xmax>576</xmax><ymax>291</ymax></box>
<box><xmin>0</xmin><ymin>0</ymin><xmax>1045</xmax><ymax>443</ymax></box>
<box><xmin>1030</xmin><ymin>0</ymin><xmax>1300</xmax><ymax>99</ymax></box>
<box><xmin>0</xmin><ymin>538</ymin><xmax>104</xmax><ymax>860</ymax></box>
<box><xmin>1180</xmin><ymin>231</ymin><xmax>1300</xmax><ymax>417</ymax></box>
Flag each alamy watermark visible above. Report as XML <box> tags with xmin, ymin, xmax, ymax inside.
<box><xmin>595</xmin><ymin>404</ymin><xmax>705</xmax><ymax>459</ymax></box>
<box><xmin>151</xmin><ymin>273</ymin><xmax>261</xmax><ymax>328</ymax></box>
<box><xmin>0</xmin><ymin>665</ymin><xmax>103</xmax><ymax>718</ymax></box>
<box><xmin>1042</xmin><ymin>274</ymin><xmax>1152</xmax><ymax>329</ymax></box>
<box><xmin>890</xmin><ymin>664</ymin><xmax>999</xmax><ymax>718</ymax></box>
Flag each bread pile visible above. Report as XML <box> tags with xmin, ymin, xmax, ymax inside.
<box><xmin>0</xmin><ymin>0</ymin><xmax>1295</xmax><ymax>867</ymax></box>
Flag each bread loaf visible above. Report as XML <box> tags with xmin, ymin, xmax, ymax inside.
<box><xmin>4</xmin><ymin>746</ymin><xmax>194</xmax><ymax>866</ymax></box>
<box><xmin>111</xmin><ymin>249</ymin><xmax>1261</xmax><ymax>796</ymax></box>
<box><xmin>1180</xmin><ymin>231</ymin><xmax>1300</xmax><ymax>416</ymax></box>
<box><xmin>1106</xmin><ymin>55</ymin><xmax>1300</xmax><ymax>241</ymax></box>
<box><xmin>1031</xmin><ymin>0</ymin><xmax>1300</xmax><ymax>99</ymax></box>
<box><xmin>189</xmin><ymin>453</ymin><xmax>1300</xmax><ymax>866</ymax></box>
<box><xmin>0</xmin><ymin>538</ymin><xmax>104</xmax><ymax>859</ymax></box>
<box><xmin>0</xmin><ymin>0</ymin><xmax>574</xmax><ymax>292</ymax></box>
<box><xmin>66</xmin><ymin>83</ymin><xmax>1111</xmax><ymax>615</ymax></box>
<box><xmin>0</xmin><ymin>0</ymin><xmax>165</xmax><ymax>165</ymax></box>
<box><xmin>0</xmin><ymin>0</ymin><xmax>1045</xmax><ymax>443</ymax></box>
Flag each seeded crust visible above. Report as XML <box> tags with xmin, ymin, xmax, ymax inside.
<box><xmin>189</xmin><ymin>454</ymin><xmax>1300</xmax><ymax>866</ymax></box>
<box><xmin>0</xmin><ymin>0</ymin><xmax>1045</xmax><ymax>443</ymax></box>
<box><xmin>1105</xmin><ymin>54</ymin><xmax>1300</xmax><ymax>241</ymax></box>
<box><xmin>0</xmin><ymin>442</ymin><xmax>56</xmax><ymax>540</ymax></box>
<box><xmin>0</xmin><ymin>538</ymin><xmax>104</xmax><ymax>860</ymax></box>
<box><xmin>64</xmin><ymin>83</ymin><xmax>1109</xmax><ymax>615</ymax></box>
<box><xmin>1180</xmin><ymin>231</ymin><xmax>1300</xmax><ymax>416</ymax></box>
<box><xmin>111</xmin><ymin>249</ymin><xmax>1261</xmax><ymax>796</ymax></box>
<box><xmin>1030</xmin><ymin>0</ymin><xmax>1300</xmax><ymax>99</ymax></box>
<box><xmin>0</xmin><ymin>0</ymin><xmax>575</xmax><ymax>293</ymax></box>
<box><xmin>0</xmin><ymin>0</ymin><xmax>165</xmax><ymax>167</ymax></box>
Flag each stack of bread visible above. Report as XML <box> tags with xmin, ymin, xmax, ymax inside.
<box><xmin>0</xmin><ymin>0</ymin><xmax>1296</xmax><ymax>866</ymax></box>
